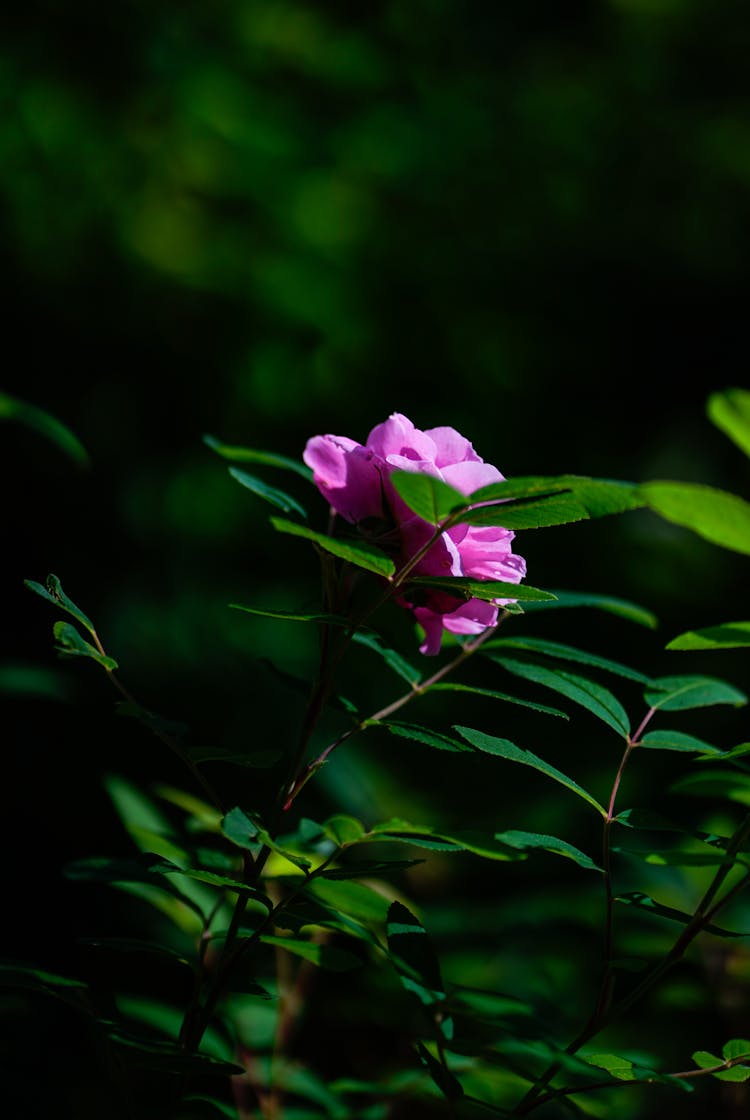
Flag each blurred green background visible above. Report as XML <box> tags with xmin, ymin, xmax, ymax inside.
<box><xmin>3</xmin><ymin>1</ymin><xmax>750</xmax><ymax>1115</ymax></box>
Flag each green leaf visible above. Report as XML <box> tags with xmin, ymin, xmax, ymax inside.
<box><xmin>645</xmin><ymin>675</ymin><xmax>747</xmax><ymax>711</ymax></box>
<box><xmin>639</xmin><ymin>730</ymin><xmax>721</xmax><ymax>755</ymax></box>
<box><xmin>52</xmin><ymin>621</ymin><xmax>118</xmax><ymax>671</ymax></box>
<box><xmin>493</xmin><ymin>830</ymin><xmax>602</xmax><ymax>872</ymax></box>
<box><xmin>666</xmin><ymin>622</ymin><xmax>750</xmax><ymax>651</ymax></box>
<box><xmin>323</xmin><ymin>815</ymin><xmax>366</xmax><ymax>846</ymax></box>
<box><xmin>484</xmin><ymin>637</ymin><xmax>649</xmax><ymax>683</ymax></box>
<box><xmin>203</xmin><ymin>434</ymin><xmax>312</xmax><ymax>479</ymax></box>
<box><xmin>693</xmin><ymin>1050</ymin><xmax>721</xmax><ymax>1070</ymax></box>
<box><xmin>270</xmin><ymin>517</ymin><xmax>395</xmax><ymax>577</ymax></box>
<box><xmin>78</xmin><ymin>937</ymin><xmax>193</xmax><ymax>968</ymax></box>
<box><xmin>171</xmin><ymin>866</ymin><xmax>273</xmax><ymax>905</ymax></box>
<box><xmin>454</xmin><ymin>726</ymin><xmax>606</xmax><ymax>814</ymax></box>
<box><xmin>228</xmin><ymin>467</ymin><xmax>307</xmax><ymax>517</ymax></box>
<box><xmin>259</xmin><ymin>935</ymin><xmax>362</xmax><ymax>971</ymax></box>
<box><xmin>406</xmin><ymin>576</ymin><xmax>556</xmax><ymax>602</ymax></box>
<box><xmin>723</xmin><ymin>1038</ymin><xmax>750</xmax><ymax>1063</ymax></box>
<box><xmin>351</xmin><ymin>631</ymin><xmax>421</xmax><ymax>684</ymax></box>
<box><xmin>320</xmin><ymin>858</ymin><xmax>422</xmax><ymax>880</ymax></box>
<box><xmin>0</xmin><ymin>961</ymin><xmax>87</xmax><ymax>993</ymax></box>
<box><xmin>25</xmin><ymin>573</ymin><xmax>96</xmax><ymax>635</ymax></box>
<box><xmin>383</xmin><ymin>721</ymin><xmax>471</xmax><ymax>753</ymax></box>
<box><xmin>489</xmin><ymin>657</ymin><xmax>630</xmax><ymax>737</ymax></box>
<box><xmin>522</xmin><ymin>590</ymin><xmax>659</xmax><ymax>629</ymax></box>
<box><xmin>104</xmin><ymin>1024</ymin><xmax>243</xmax><ymax>1076</ymax></box>
<box><xmin>615</xmin><ymin>891</ymin><xmax>747</xmax><ymax>937</ymax></box>
<box><xmin>229</xmin><ymin>604</ymin><xmax>353</xmax><ymax>626</ymax></box>
<box><xmin>669</xmin><ymin>769</ymin><xmax>750</xmax><ymax>805</ymax></box>
<box><xmin>430</xmin><ymin>682</ymin><xmax>568</xmax><ymax>719</ymax></box>
<box><xmin>64</xmin><ymin>855</ymin><xmax>207</xmax><ymax>919</ymax></box>
<box><xmin>221</xmin><ymin>807</ymin><xmax>259</xmax><ymax>850</ymax></box>
<box><xmin>462</xmin><ymin>475</ymin><xmax>642</xmax><ymax>528</ymax></box>
<box><xmin>640</xmin><ymin>481</ymin><xmax>750</xmax><ymax>556</ymax></box>
<box><xmin>390</xmin><ymin>470</ymin><xmax>467</xmax><ymax>524</ymax></box>
<box><xmin>0</xmin><ymin>392</ymin><xmax>89</xmax><ymax>465</ymax></box>
<box><xmin>708</xmin><ymin>388</ymin><xmax>750</xmax><ymax>459</ymax></box>
<box><xmin>694</xmin><ymin>1041</ymin><xmax>750</xmax><ymax>1080</ymax></box>
<box><xmin>386</xmin><ymin>901</ymin><xmax>451</xmax><ymax>1037</ymax></box>
<box><xmin>371</xmin><ymin>819</ymin><xmax>521</xmax><ymax>860</ymax></box>
<box><xmin>415</xmin><ymin>1041</ymin><xmax>463</xmax><ymax>1101</ymax></box>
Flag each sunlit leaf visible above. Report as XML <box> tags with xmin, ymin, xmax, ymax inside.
<box><xmin>228</xmin><ymin>466</ymin><xmax>307</xmax><ymax>517</ymax></box>
<box><xmin>708</xmin><ymin>388</ymin><xmax>750</xmax><ymax>459</ymax></box>
<box><xmin>455</xmin><ymin>726</ymin><xmax>605</xmax><ymax>814</ymax></box>
<box><xmin>666</xmin><ymin>622</ymin><xmax>750</xmax><ymax>651</ymax></box>
<box><xmin>458</xmin><ymin>491</ymin><xmax>590</xmax><ymax>529</ymax></box>
<box><xmin>270</xmin><ymin>517</ymin><xmax>395</xmax><ymax>577</ymax></box>
<box><xmin>645</xmin><ymin>675</ymin><xmax>747</xmax><ymax>711</ymax></box>
<box><xmin>203</xmin><ymin>434</ymin><xmax>312</xmax><ymax>479</ymax></box>
<box><xmin>406</xmin><ymin>576</ymin><xmax>556</xmax><ymax>602</ymax></box>
<box><xmin>640</xmin><ymin>481</ymin><xmax>750</xmax><ymax>556</ymax></box>
<box><xmin>489</xmin><ymin>657</ymin><xmax>630</xmax><ymax>737</ymax></box>
<box><xmin>390</xmin><ymin>470</ymin><xmax>466</xmax><ymax>524</ymax></box>
<box><xmin>323</xmin><ymin>815</ymin><xmax>366</xmax><ymax>846</ymax></box>
<box><xmin>0</xmin><ymin>392</ymin><xmax>89</xmax><ymax>465</ymax></box>
<box><xmin>221</xmin><ymin>807</ymin><xmax>260</xmax><ymax>850</ymax></box>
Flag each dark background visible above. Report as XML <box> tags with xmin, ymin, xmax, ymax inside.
<box><xmin>3</xmin><ymin>1</ymin><xmax>750</xmax><ymax>1116</ymax></box>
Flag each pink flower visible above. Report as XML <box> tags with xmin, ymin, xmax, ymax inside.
<box><xmin>303</xmin><ymin>413</ymin><xmax>526</xmax><ymax>654</ymax></box>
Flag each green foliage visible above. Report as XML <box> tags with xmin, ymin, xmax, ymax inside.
<box><xmin>666</xmin><ymin>622</ymin><xmax>750</xmax><ymax>651</ymax></box>
<box><xmin>640</xmin><ymin>481</ymin><xmax>750</xmax><ymax>556</ymax></box>
<box><xmin>707</xmin><ymin>388</ymin><xmax>750</xmax><ymax>460</ymax></box>
<box><xmin>270</xmin><ymin>516</ymin><xmax>396</xmax><ymax>577</ymax></box>
<box><xmin>228</xmin><ymin>466</ymin><xmax>308</xmax><ymax>517</ymax></box>
<box><xmin>0</xmin><ymin>392</ymin><xmax>89</xmax><ymax>465</ymax></box>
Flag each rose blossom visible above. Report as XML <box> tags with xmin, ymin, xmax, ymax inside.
<box><xmin>303</xmin><ymin>413</ymin><xmax>526</xmax><ymax>655</ymax></box>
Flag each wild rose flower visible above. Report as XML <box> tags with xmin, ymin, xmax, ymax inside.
<box><xmin>303</xmin><ymin>413</ymin><xmax>526</xmax><ymax>654</ymax></box>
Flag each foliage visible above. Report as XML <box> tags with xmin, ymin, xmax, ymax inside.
<box><xmin>6</xmin><ymin>388</ymin><xmax>750</xmax><ymax>1119</ymax></box>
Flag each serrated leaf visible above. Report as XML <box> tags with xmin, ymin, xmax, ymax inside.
<box><xmin>489</xmin><ymin>657</ymin><xmax>630</xmax><ymax>737</ymax></box>
<box><xmin>455</xmin><ymin>726</ymin><xmax>605</xmax><ymax>814</ymax></box>
<box><xmin>522</xmin><ymin>590</ymin><xmax>658</xmax><ymax>628</ymax></box>
<box><xmin>270</xmin><ymin>517</ymin><xmax>395</xmax><ymax>577</ymax></box>
<box><xmin>320</xmin><ymin>858</ymin><xmax>421</xmax><ymax>880</ymax></box>
<box><xmin>171</xmin><ymin>866</ymin><xmax>272</xmax><ymax>906</ymax></box>
<box><xmin>371</xmin><ymin>819</ymin><xmax>521</xmax><ymax>861</ymax></box>
<box><xmin>383</xmin><ymin>721</ymin><xmax>470</xmax><ymax>753</ymax></box>
<box><xmin>708</xmin><ymin>388</ymin><xmax>750</xmax><ymax>460</ymax></box>
<box><xmin>666</xmin><ymin>622</ymin><xmax>750</xmax><ymax>651</ymax></box>
<box><xmin>645</xmin><ymin>675</ymin><xmax>747</xmax><ymax>711</ymax></box>
<box><xmin>351</xmin><ymin>631</ymin><xmax>421</xmax><ymax>684</ymax></box>
<box><xmin>615</xmin><ymin>891</ymin><xmax>747</xmax><ymax>937</ymax></box>
<box><xmin>485</xmin><ymin>637</ymin><xmax>649</xmax><ymax>683</ymax></box>
<box><xmin>459</xmin><ymin>491</ymin><xmax>590</xmax><ymax>529</ymax></box>
<box><xmin>203</xmin><ymin>434</ymin><xmax>312</xmax><ymax>479</ymax></box>
<box><xmin>259</xmin><ymin>935</ymin><xmax>362</xmax><ymax>971</ymax></box>
<box><xmin>407</xmin><ymin>576</ymin><xmax>556</xmax><ymax>602</ymax></box>
<box><xmin>693</xmin><ymin>1050</ymin><xmax>721</xmax><ymax>1069</ymax></box>
<box><xmin>25</xmin><ymin>574</ymin><xmax>96</xmax><ymax>635</ymax></box>
<box><xmin>430</xmin><ymin>682</ymin><xmax>568</xmax><ymax>719</ymax></box>
<box><xmin>639</xmin><ymin>730</ymin><xmax>721</xmax><ymax>755</ymax></box>
<box><xmin>0</xmin><ymin>392</ymin><xmax>89</xmax><ymax>465</ymax></box>
<box><xmin>228</xmin><ymin>467</ymin><xmax>307</xmax><ymax>517</ymax></box>
<box><xmin>390</xmin><ymin>470</ymin><xmax>467</xmax><ymax>524</ymax></box>
<box><xmin>494</xmin><ymin>830</ymin><xmax>602</xmax><ymax>871</ymax></box>
<box><xmin>723</xmin><ymin>1039</ymin><xmax>750</xmax><ymax>1062</ymax></box>
<box><xmin>641</xmin><ymin>481</ymin><xmax>750</xmax><ymax>556</ymax></box>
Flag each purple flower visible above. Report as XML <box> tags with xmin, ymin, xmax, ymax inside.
<box><xmin>304</xmin><ymin>413</ymin><xmax>526</xmax><ymax>654</ymax></box>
